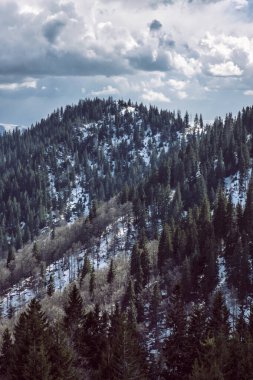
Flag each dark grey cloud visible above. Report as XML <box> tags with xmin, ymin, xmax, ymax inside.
<box><xmin>0</xmin><ymin>49</ymin><xmax>131</xmax><ymax>78</ymax></box>
<box><xmin>128</xmin><ymin>50</ymin><xmax>170</xmax><ymax>72</ymax></box>
<box><xmin>42</xmin><ymin>19</ymin><xmax>66</xmax><ymax>43</ymax></box>
<box><xmin>150</xmin><ymin>19</ymin><xmax>162</xmax><ymax>31</ymax></box>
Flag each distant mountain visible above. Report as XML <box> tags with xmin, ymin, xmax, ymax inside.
<box><xmin>0</xmin><ymin>123</ymin><xmax>28</xmax><ymax>135</ymax></box>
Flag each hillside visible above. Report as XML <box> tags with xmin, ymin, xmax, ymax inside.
<box><xmin>1</xmin><ymin>98</ymin><xmax>253</xmax><ymax>379</ymax></box>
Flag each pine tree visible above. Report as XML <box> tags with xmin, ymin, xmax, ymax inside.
<box><xmin>107</xmin><ymin>258</ymin><xmax>115</xmax><ymax>284</ymax></box>
<box><xmin>149</xmin><ymin>283</ymin><xmax>161</xmax><ymax>329</ymax></box>
<box><xmin>32</xmin><ymin>241</ymin><xmax>41</xmax><ymax>262</ymax></box>
<box><xmin>80</xmin><ymin>254</ymin><xmax>91</xmax><ymax>285</ymax></box>
<box><xmin>141</xmin><ymin>247</ymin><xmax>150</xmax><ymax>287</ymax></box>
<box><xmin>181</xmin><ymin>256</ymin><xmax>192</xmax><ymax>302</ymax></box>
<box><xmin>49</xmin><ymin>323</ymin><xmax>77</xmax><ymax>380</ymax></box>
<box><xmin>122</xmin><ymin>278</ymin><xmax>136</xmax><ymax>311</ymax></box>
<box><xmin>64</xmin><ymin>284</ymin><xmax>83</xmax><ymax>333</ymax></box>
<box><xmin>163</xmin><ymin>284</ymin><xmax>190</xmax><ymax>379</ymax></box>
<box><xmin>7</xmin><ymin>301</ymin><xmax>15</xmax><ymax>319</ymax></box>
<box><xmin>187</xmin><ymin>303</ymin><xmax>207</xmax><ymax>371</ymax></box>
<box><xmin>6</xmin><ymin>245</ymin><xmax>15</xmax><ymax>268</ymax></box>
<box><xmin>77</xmin><ymin>304</ymin><xmax>108</xmax><ymax>376</ymax></box>
<box><xmin>111</xmin><ymin>317</ymin><xmax>148</xmax><ymax>380</ymax></box>
<box><xmin>0</xmin><ymin>328</ymin><xmax>13</xmax><ymax>379</ymax></box>
<box><xmin>11</xmin><ymin>299</ymin><xmax>51</xmax><ymax>380</ymax></box>
<box><xmin>157</xmin><ymin>223</ymin><xmax>173</xmax><ymax>273</ymax></box>
<box><xmin>130</xmin><ymin>244</ymin><xmax>140</xmax><ymax>277</ymax></box>
<box><xmin>89</xmin><ymin>266</ymin><xmax>96</xmax><ymax>300</ymax></box>
<box><xmin>47</xmin><ymin>274</ymin><xmax>55</xmax><ymax>297</ymax></box>
<box><xmin>213</xmin><ymin>190</ymin><xmax>227</xmax><ymax>240</ymax></box>
<box><xmin>190</xmin><ymin>338</ymin><xmax>225</xmax><ymax>380</ymax></box>
<box><xmin>209</xmin><ymin>291</ymin><xmax>230</xmax><ymax>338</ymax></box>
<box><xmin>23</xmin><ymin>343</ymin><xmax>52</xmax><ymax>380</ymax></box>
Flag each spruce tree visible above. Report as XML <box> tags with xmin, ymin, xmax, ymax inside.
<box><xmin>32</xmin><ymin>241</ymin><xmax>41</xmax><ymax>262</ymax></box>
<box><xmin>209</xmin><ymin>291</ymin><xmax>230</xmax><ymax>338</ymax></box>
<box><xmin>0</xmin><ymin>328</ymin><xmax>13</xmax><ymax>379</ymax></box>
<box><xmin>49</xmin><ymin>323</ymin><xmax>77</xmax><ymax>380</ymax></box>
<box><xmin>107</xmin><ymin>258</ymin><xmax>115</xmax><ymax>284</ymax></box>
<box><xmin>89</xmin><ymin>266</ymin><xmax>96</xmax><ymax>300</ymax></box>
<box><xmin>111</xmin><ymin>317</ymin><xmax>148</xmax><ymax>380</ymax></box>
<box><xmin>64</xmin><ymin>284</ymin><xmax>83</xmax><ymax>333</ymax></box>
<box><xmin>6</xmin><ymin>245</ymin><xmax>15</xmax><ymax>268</ymax></box>
<box><xmin>80</xmin><ymin>254</ymin><xmax>91</xmax><ymax>285</ymax></box>
<box><xmin>157</xmin><ymin>223</ymin><xmax>173</xmax><ymax>273</ymax></box>
<box><xmin>141</xmin><ymin>247</ymin><xmax>150</xmax><ymax>287</ymax></box>
<box><xmin>11</xmin><ymin>299</ymin><xmax>51</xmax><ymax>380</ymax></box>
<box><xmin>163</xmin><ymin>284</ymin><xmax>190</xmax><ymax>379</ymax></box>
<box><xmin>47</xmin><ymin>274</ymin><xmax>55</xmax><ymax>297</ymax></box>
<box><xmin>122</xmin><ymin>278</ymin><xmax>136</xmax><ymax>311</ymax></box>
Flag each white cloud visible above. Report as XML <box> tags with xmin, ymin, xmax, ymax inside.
<box><xmin>177</xmin><ymin>91</ymin><xmax>188</xmax><ymax>99</ymax></box>
<box><xmin>0</xmin><ymin>0</ymin><xmax>253</xmax><ymax>123</ymax></box>
<box><xmin>0</xmin><ymin>79</ymin><xmax>37</xmax><ymax>91</ymax></box>
<box><xmin>168</xmin><ymin>79</ymin><xmax>187</xmax><ymax>91</ymax></box>
<box><xmin>91</xmin><ymin>85</ymin><xmax>119</xmax><ymax>96</ymax></box>
<box><xmin>168</xmin><ymin>52</ymin><xmax>202</xmax><ymax>77</ymax></box>
<box><xmin>208</xmin><ymin>61</ymin><xmax>243</xmax><ymax>76</ymax></box>
<box><xmin>244</xmin><ymin>90</ymin><xmax>253</xmax><ymax>96</ymax></box>
<box><xmin>232</xmin><ymin>0</ymin><xmax>248</xmax><ymax>10</ymax></box>
<box><xmin>142</xmin><ymin>89</ymin><xmax>171</xmax><ymax>102</ymax></box>
<box><xmin>19</xmin><ymin>5</ymin><xmax>42</xmax><ymax>15</ymax></box>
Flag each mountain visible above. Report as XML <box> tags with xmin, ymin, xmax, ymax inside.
<box><xmin>0</xmin><ymin>98</ymin><xmax>253</xmax><ymax>378</ymax></box>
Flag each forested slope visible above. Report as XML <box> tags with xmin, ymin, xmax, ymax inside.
<box><xmin>1</xmin><ymin>99</ymin><xmax>253</xmax><ymax>379</ymax></box>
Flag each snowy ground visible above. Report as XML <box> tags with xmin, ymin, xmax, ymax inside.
<box><xmin>0</xmin><ymin>216</ymin><xmax>135</xmax><ymax>318</ymax></box>
<box><xmin>224</xmin><ymin>168</ymin><xmax>252</xmax><ymax>206</ymax></box>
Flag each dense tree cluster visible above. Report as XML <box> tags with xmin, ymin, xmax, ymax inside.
<box><xmin>1</xmin><ymin>99</ymin><xmax>253</xmax><ymax>377</ymax></box>
<box><xmin>0</xmin><ymin>97</ymin><xmax>188</xmax><ymax>259</ymax></box>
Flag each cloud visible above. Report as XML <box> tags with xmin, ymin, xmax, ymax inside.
<box><xmin>244</xmin><ymin>89</ymin><xmax>253</xmax><ymax>96</ymax></box>
<box><xmin>128</xmin><ymin>50</ymin><xmax>170</xmax><ymax>72</ymax></box>
<box><xmin>91</xmin><ymin>85</ymin><xmax>119</xmax><ymax>96</ymax></box>
<box><xmin>0</xmin><ymin>0</ymin><xmax>252</xmax><ymax>124</ymax></box>
<box><xmin>149</xmin><ymin>19</ymin><xmax>162</xmax><ymax>31</ymax></box>
<box><xmin>208</xmin><ymin>61</ymin><xmax>243</xmax><ymax>76</ymax></box>
<box><xmin>168</xmin><ymin>79</ymin><xmax>187</xmax><ymax>91</ymax></box>
<box><xmin>232</xmin><ymin>0</ymin><xmax>248</xmax><ymax>10</ymax></box>
<box><xmin>168</xmin><ymin>52</ymin><xmax>202</xmax><ymax>77</ymax></box>
<box><xmin>42</xmin><ymin>18</ymin><xmax>66</xmax><ymax>43</ymax></box>
<box><xmin>177</xmin><ymin>91</ymin><xmax>188</xmax><ymax>99</ymax></box>
<box><xmin>142</xmin><ymin>89</ymin><xmax>171</xmax><ymax>102</ymax></box>
<box><xmin>0</xmin><ymin>79</ymin><xmax>37</xmax><ymax>91</ymax></box>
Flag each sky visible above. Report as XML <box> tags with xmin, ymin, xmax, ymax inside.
<box><xmin>1</xmin><ymin>0</ymin><xmax>253</xmax><ymax>125</ymax></box>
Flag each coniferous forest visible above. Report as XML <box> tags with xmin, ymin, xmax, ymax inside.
<box><xmin>1</xmin><ymin>98</ymin><xmax>253</xmax><ymax>378</ymax></box>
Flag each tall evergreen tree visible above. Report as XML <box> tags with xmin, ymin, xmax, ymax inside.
<box><xmin>64</xmin><ymin>284</ymin><xmax>83</xmax><ymax>333</ymax></box>
<box><xmin>107</xmin><ymin>258</ymin><xmax>115</xmax><ymax>285</ymax></box>
<box><xmin>157</xmin><ymin>223</ymin><xmax>173</xmax><ymax>273</ymax></box>
<box><xmin>163</xmin><ymin>285</ymin><xmax>189</xmax><ymax>379</ymax></box>
<box><xmin>0</xmin><ymin>328</ymin><xmax>13</xmax><ymax>379</ymax></box>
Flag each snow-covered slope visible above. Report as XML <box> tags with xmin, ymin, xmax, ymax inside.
<box><xmin>1</xmin><ymin>215</ymin><xmax>135</xmax><ymax>317</ymax></box>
